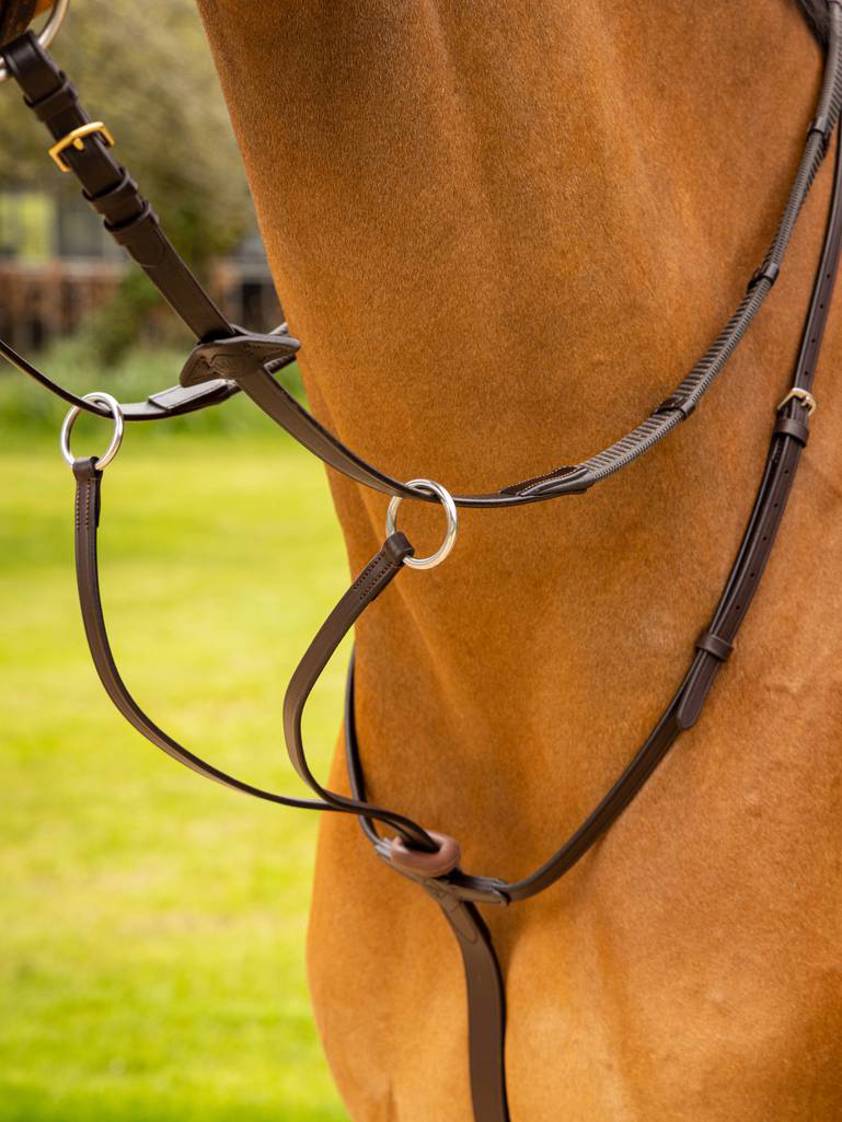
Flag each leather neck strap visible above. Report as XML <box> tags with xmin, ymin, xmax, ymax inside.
<box><xmin>3</xmin><ymin>5</ymin><xmax>842</xmax><ymax>505</ymax></box>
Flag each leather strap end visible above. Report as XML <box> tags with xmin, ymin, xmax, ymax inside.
<box><xmin>72</xmin><ymin>455</ymin><xmax>99</xmax><ymax>481</ymax></box>
<box><xmin>73</xmin><ymin>457</ymin><xmax>102</xmax><ymax>531</ymax></box>
<box><xmin>501</xmin><ymin>464</ymin><xmax>593</xmax><ymax>498</ymax></box>
<box><xmin>384</xmin><ymin>531</ymin><xmax>413</xmax><ymax>567</ymax></box>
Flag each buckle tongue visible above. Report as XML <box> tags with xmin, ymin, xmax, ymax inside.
<box><xmin>49</xmin><ymin>121</ymin><xmax>115</xmax><ymax>172</ymax></box>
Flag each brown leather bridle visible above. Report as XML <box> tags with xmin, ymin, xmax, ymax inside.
<box><xmin>3</xmin><ymin>3</ymin><xmax>841</xmax><ymax>1119</ymax></box>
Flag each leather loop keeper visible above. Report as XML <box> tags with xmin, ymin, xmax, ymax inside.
<box><xmin>655</xmin><ymin>392</ymin><xmax>696</xmax><ymax>419</ymax></box>
<box><xmin>388</xmin><ymin>832</ymin><xmax>462</xmax><ymax>878</ymax></box>
<box><xmin>774</xmin><ymin>414</ymin><xmax>810</xmax><ymax>445</ymax></box>
<box><xmin>105</xmin><ymin>199</ymin><xmax>155</xmax><ymax>240</ymax></box>
<box><xmin>810</xmin><ymin>113</ymin><xmax>833</xmax><ymax>156</ymax></box>
<box><xmin>383</xmin><ymin>531</ymin><xmax>414</xmax><ymax>567</ymax></box>
<box><xmin>25</xmin><ymin>72</ymin><xmax>74</xmax><ymax>122</ymax></box>
<box><xmin>695</xmin><ymin>630</ymin><xmax>734</xmax><ymax>662</ymax></box>
<box><xmin>106</xmin><ymin>204</ymin><xmax>170</xmax><ymax>269</ymax></box>
<box><xmin>747</xmin><ymin>261</ymin><xmax>781</xmax><ymax>291</ymax></box>
<box><xmin>85</xmin><ymin>169</ymin><xmax>143</xmax><ymax>226</ymax></box>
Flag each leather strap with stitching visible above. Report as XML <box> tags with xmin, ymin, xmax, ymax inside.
<box><xmin>72</xmin><ymin>458</ymin><xmax>452</xmax><ymax>847</ymax></box>
<box><xmin>340</xmin><ymin>75</ymin><xmax>842</xmax><ymax>1118</ymax></box>
<box><xmin>0</xmin><ymin>32</ymin><xmax>299</xmax><ymax>423</ymax></box>
<box><xmin>3</xmin><ymin>12</ymin><xmax>842</xmax><ymax>503</ymax></box>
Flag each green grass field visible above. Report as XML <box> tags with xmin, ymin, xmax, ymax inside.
<box><xmin>0</xmin><ymin>404</ymin><xmax>351</xmax><ymax>1120</ymax></box>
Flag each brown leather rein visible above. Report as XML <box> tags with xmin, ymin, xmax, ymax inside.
<box><xmin>3</xmin><ymin>4</ymin><xmax>842</xmax><ymax>1120</ymax></box>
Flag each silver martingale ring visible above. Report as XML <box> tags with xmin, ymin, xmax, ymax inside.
<box><xmin>60</xmin><ymin>391</ymin><xmax>124</xmax><ymax>470</ymax></box>
<box><xmin>0</xmin><ymin>0</ymin><xmax>70</xmax><ymax>84</ymax></box>
<box><xmin>386</xmin><ymin>478</ymin><xmax>458</xmax><ymax>571</ymax></box>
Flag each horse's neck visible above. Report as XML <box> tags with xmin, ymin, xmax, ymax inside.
<box><xmin>199</xmin><ymin>2</ymin><xmax>832</xmax><ymax>859</ymax></box>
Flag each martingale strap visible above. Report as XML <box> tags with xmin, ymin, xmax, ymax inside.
<box><xmin>342</xmin><ymin>117</ymin><xmax>842</xmax><ymax>1119</ymax></box>
<box><xmin>1</xmin><ymin>10</ymin><xmax>841</xmax><ymax>503</ymax></box>
<box><xmin>71</xmin><ymin>472</ymin><xmax>454</xmax><ymax>848</ymax></box>
<box><xmin>69</xmin><ymin>112</ymin><xmax>842</xmax><ymax>1122</ymax></box>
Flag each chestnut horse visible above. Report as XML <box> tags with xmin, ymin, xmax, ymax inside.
<box><xmin>190</xmin><ymin>2</ymin><xmax>842</xmax><ymax>1119</ymax></box>
<box><xmin>17</xmin><ymin>0</ymin><xmax>832</xmax><ymax>1117</ymax></box>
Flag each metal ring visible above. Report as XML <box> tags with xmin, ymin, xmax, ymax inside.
<box><xmin>385</xmin><ymin>479</ymin><xmax>458</xmax><ymax>570</ymax></box>
<box><xmin>0</xmin><ymin>0</ymin><xmax>70</xmax><ymax>84</ymax></box>
<box><xmin>60</xmin><ymin>391</ymin><xmax>124</xmax><ymax>470</ymax></box>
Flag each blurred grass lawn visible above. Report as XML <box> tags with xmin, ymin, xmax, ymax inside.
<box><xmin>0</xmin><ymin>357</ymin><xmax>351</xmax><ymax>1121</ymax></box>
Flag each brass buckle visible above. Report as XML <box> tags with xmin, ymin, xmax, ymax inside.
<box><xmin>777</xmin><ymin>387</ymin><xmax>817</xmax><ymax>416</ymax></box>
<box><xmin>48</xmin><ymin>121</ymin><xmax>115</xmax><ymax>173</ymax></box>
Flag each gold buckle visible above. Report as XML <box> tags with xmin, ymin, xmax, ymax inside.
<box><xmin>777</xmin><ymin>387</ymin><xmax>817</xmax><ymax>416</ymax></box>
<box><xmin>48</xmin><ymin>122</ymin><xmax>115</xmax><ymax>173</ymax></box>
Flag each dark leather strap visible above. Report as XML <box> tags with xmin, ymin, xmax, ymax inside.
<box><xmin>3</xmin><ymin>32</ymin><xmax>230</xmax><ymax>340</ymax></box>
<box><xmin>0</xmin><ymin>335</ymin><xmax>244</xmax><ymax>421</ymax></box>
<box><xmin>70</xmin><ymin>105</ymin><xmax>842</xmax><ymax>1122</ymax></box>
<box><xmin>429</xmin><ymin>889</ymin><xmax>510</xmax><ymax>1122</ymax></box>
<box><xmin>72</xmin><ymin>455</ymin><xmax>333</xmax><ymax>812</ymax></box>
<box><xmin>340</xmin><ymin>654</ymin><xmax>510</xmax><ymax>1121</ymax></box>
<box><xmin>4</xmin><ymin>14</ymin><xmax>842</xmax><ymax>502</ymax></box>
<box><xmin>71</xmin><ymin>455</ymin><xmax>455</xmax><ymax>846</ymax></box>
<box><xmin>0</xmin><ymin>32</ymin><xmax>299</xmax><ymax>422</ymax></box>
<box><xmin>281</xmin><ymin>530</ymin><xmax>446</xmax><ymax>851</ymax></box>
<box><xmin>337</xmin><ymin>50</ymin><xmax>842</xmax><ymax>1115</ymax></box>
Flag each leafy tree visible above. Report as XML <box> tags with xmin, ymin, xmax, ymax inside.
<box><xmin>0</xmin><ymin>0</ymin><xmax>256</xmax><ymax>359</ymax></box>
<box><xmin>0</xmin><ymin>0</ymin><xmax>252</xmax><ymax>263</ymax></box>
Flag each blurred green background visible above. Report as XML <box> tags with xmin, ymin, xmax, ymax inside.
<box><xmin>0</xmin><ymin>2</ymin><xmax>349</xmax><ymax>1119</ymax></box>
